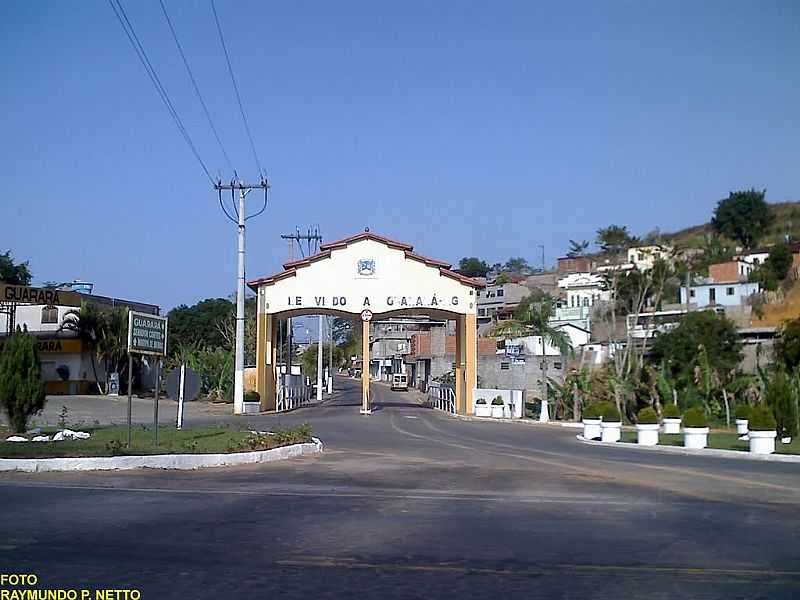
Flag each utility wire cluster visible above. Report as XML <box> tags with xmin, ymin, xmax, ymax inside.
<box><xmin>109</xmin><ymin>0</ymin><xmax>266</xmax><ymax>206</ymax></box>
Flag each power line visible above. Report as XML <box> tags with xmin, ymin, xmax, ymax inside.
<box><xmin>211</xmin><ymin>0</ymin><xmax>264</xmax><ymax>177</ymax></box>
<box><xmin>158</xmin><ymin>0</ymin><xmax>235</xmax><ymax>176</ymax></box>
<box><xmin>108</xmin><ymin>0</ymin><xmax>215</xmax><ymax>185</ymax></box>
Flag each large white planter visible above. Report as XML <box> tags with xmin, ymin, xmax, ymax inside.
<box><xmin>582</xmin><ymin>418</ymin><xmax>602</xmax><ymax>440</ymax></box>
<box><xmin>683</xmin><ymin>427</ymin><xmax>709</xmax><ymax>449</ymax></box>
<box><xmin>736</xmin><ymin>419</ymin><xmax>749</xmax><ymax>435</ymax></box>
<box><xmin>490</xmin><ymin>404</ymin><xmax>505</xmax><ymax>419</ymax></box>
<box><xmin>636</xmin><ymin>423</ymin><xmax>660</xmax><ymax>446</ymax></box>
<box><xmin>242</xmin><ymin>402</ymin><xmax>261</xmax><ymax>414</ymax></box>
<box><xmin>662</xmin><ymin>418</ymin><xmax>681</xmax><ymax>434</ymax></box>
<box><xmin>601</xmin><ymin>421</ymin><xmax>622</xmax><ymax>443</ymax></box>
<box><xmin>749</xmin><ymin>430</ymin><xmax>777</xmax><ymax>455</ymax></box>
<box><xmin>474</xmin><ymin>402</ymin><xmax>491</xmax><ymax>417</ymax></box>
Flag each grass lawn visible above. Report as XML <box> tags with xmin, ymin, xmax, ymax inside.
<box><xmin>0</xmin><ymin>424</ymin><xmax>313</xmax><ymax>459</ymax></box>
<box><xmin>620</xmin><ymin>430</ymin><xmax>800</xmax><ymax>455</ymax></box>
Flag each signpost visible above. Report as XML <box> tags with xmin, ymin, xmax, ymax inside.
<box><xmin>127</xmin><ymin>311</ymin><xmax>168</xmax><ymax>448</ymax></box>
<box><xmin>166</xmin><ymin>365</ymin><xmax>201</xmax><ymax>429</ymax></box>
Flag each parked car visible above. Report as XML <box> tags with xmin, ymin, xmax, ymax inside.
<box><xmin>391</xmin><ymin>373</ymin><xmax>409</xmax><ymax>391</ymax></box>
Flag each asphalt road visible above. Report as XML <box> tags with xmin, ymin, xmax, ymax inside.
<box><xmin>1</xmin><ymin>377</ymin><xmax>799</xmax><ymax>599</ymax></box>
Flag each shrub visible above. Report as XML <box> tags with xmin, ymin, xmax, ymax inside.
<box><xmin>637</xmin><ymin>407</ymin><xmax>659</xmax><ymax>424</ymax></box>
<box><xmin>765</xmin><ymin>370</ymin><xmax>799</xmax><ymax>438</ymax></box>
<box><xmin>491</xmin><ymin>396</ymin><xmax>504</xmax><ymax>406</ymax></box>
<box><xmin>0</xmin><ymin>327</ymin><xmax>46</xmax><ymax>433</ymax></box>
<box><xmin>748</xmin><ymin>406</ymin><xmax>777</xmax><ymax>431</ymax></box>
<box><xmin>662</xmin><ymin>404</ymin><xmax>680</xmax><ymax>419</ymax></box>
<box><xmin>583</xmin><ymin>403</ymin><xmax>602</xmax><ymax>419</ymax></box>
<box><xmin>734</xmin><ymin>404</ymin><xmax>751</xmax><ymax>420</ymax></box>
<box><xmin>683</xmin><ymin>407</ymin><xmax>708</xmax><ymax>428</ymax></box>
<box><xmin>244</xmin><ymin>390</ymin><xmax>260</xmax><ymax>403</ymax></box>
<box><xmin>602</xmin><ymin>403</ymin><xmax>621</xmax><ymax>423</ymax></box>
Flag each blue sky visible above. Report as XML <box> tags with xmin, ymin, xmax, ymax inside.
<box><xmin>2</xmin><ymin>0</ymin><xmax>798</xmax><ymax>310</ymax></box>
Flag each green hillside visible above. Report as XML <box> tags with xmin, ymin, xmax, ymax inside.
<box><xmin>661</xmin><ymin>201</ymin><xmax>800</xmax><ymax>250</ymax></box>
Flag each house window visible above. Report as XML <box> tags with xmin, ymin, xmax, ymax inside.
<box><xmin>709</xmin><ymin>288</ymin><xmax>716</xmax><ymax>304</ymax></box>
<box><xmin>727</xmin><ymin>287</ymin><xmax>735</xmax><ymax>296</ymax></box>
<box><xmin>582</xmin><ymin>297</ymin><xmax>589</xmax><ymax>307</ymax></box>
<box><xmin>41</xmin><ymin>306</ymin><xmax>58</xmax><ymax>324</ymax></box>
<box><xmin>689</xmin><ymin>290</ymin><xmax>695</xmax><ymax>298</ymax></box>
<box><xmin>500</xmin><ymin>362</ymin><xmax>510</xmax><ymax>370</ymax></box>
<box><xmin>497</xmin><ymin>289</ymin><xmax>504</xmax><ymax>297</ymax></box>
<box><xmin>478</xmin><ymin>308</ymin><xmax>486</xmax><ymax>317</ymax></box>
<box><xmin>553</xmin><ymin>362</ymin><xmax>562</xmax><ymax>370</ymax></box>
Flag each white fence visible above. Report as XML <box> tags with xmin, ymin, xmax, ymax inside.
<box><xmin>427</xmin><ymin>383</ymin><xmax>456</xmax><ymax>414</ymax></box>
<box><xmin>276</xmin><ymin>384</ymin><xmax>313</xmax><ymax>412</ymax></box>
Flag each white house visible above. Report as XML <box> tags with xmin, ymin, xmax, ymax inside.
<box><xmin>500</xmin><ymin>323</ymin><xmax>590</xmax><ymax>357</ymax></box>
<box><xmin>558</xmin><ymin>272</ymin><xmax>610</xmax><ymax>308</ymax></box>
<box><xmin>627</xmin><ymin>245</ymin><xmax>672</xmax><ymax>271</ymax></box>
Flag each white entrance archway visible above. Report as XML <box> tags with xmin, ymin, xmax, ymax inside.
<box><xmin>247</xmin><ymin>230</ymin><xmax>482</xmax><ymax>415</ymax></box>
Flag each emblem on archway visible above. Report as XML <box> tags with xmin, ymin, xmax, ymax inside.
<box><xmin>360</xmin><ymin>309</ymin><xmax>373</xmax><ymax>322</ymax></box>
<box><xmin>357</xmin><ymin>259</ymin><xmax>376</xmax><ymax>277</ymax></box>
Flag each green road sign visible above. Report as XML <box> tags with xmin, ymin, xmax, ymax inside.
<box><xmin>127</xmin><ymin>311</ymin><xmax>168</xmax><ymax>356</ymax></box>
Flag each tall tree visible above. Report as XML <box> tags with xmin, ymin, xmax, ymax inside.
<box><xmin>0</xmin><ymin>251</ymin><xmax>32</xmax><ymax>285</ymax></box>
<box><xmin>596</xmin><ymin>225</ymin><xmax>634</xmax><ymax>254</ymax></box>
<box><xmin>0</xmin><ymin>326</ymin><xmax>46</xmax><ymax>432</ymax></box>
<box><xmin>566</xmin><ymin>240</ymin><xmax>590</xmax><ymax>257</ymax></box>
<box><xmin>96</xmin><ymin>307</ymin><xmax>130</xmax><ymax>390</ymax></box>
<box><xmin>774</xmin><ymin>318</ymin><xmax>800</xmax><ymax>371</ymax></box>
<box><xmin>504</xmin><ymin>257</ymin><xmax>530</xmax><ymax>274</ymax></box>
<box><xmin>167</xmin><ymin>298</ymin><xmax>235</xmax><ymax>352</ymax></box>
<box><xmin>651</xmin><ymin>311</ymin><xmax>742</xmax><ymax>384</ymax></box>
<box><xmin>711</xmin><ymin>188</ymin><xmax>773</xmax><ymax>249</ymax></box>
<box><xmin>59</xmin><ymin>302</ymin><xmax>104</xmax><ymax>393</ymax></box>
<box><xmin>457</xmin><ymin>257</ymin><xmax>490</xmax><ymax>278</ymax></box>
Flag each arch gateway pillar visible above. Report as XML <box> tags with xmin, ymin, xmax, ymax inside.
<box><xmin>248</xmin><ymin>231</ymin><xmax>483</xmax><ymax>415</ymax></box>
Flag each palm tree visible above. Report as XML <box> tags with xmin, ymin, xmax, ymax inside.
<box><xmin>489</xmin><ymin>294</ymin><xmax>573</xmax><ymax>420</ymax></box>
<box><xmin>97</xmin><ymin>307</ymin><xmax>129</xmax><ymax>392</ymax></box>
<box><xmin>59</xmin><ymin>301</ymin><xmax>104</xmax><ymax>393</ymax></box>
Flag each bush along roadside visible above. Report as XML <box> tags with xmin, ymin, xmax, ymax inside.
<box><xmin>600</xmin><ymin>403</ymin><xmax>622</xmax><ymax>443</ymax></box>
<box><xmin>662</xmin><ymin>403</ymin><xmax>681</xmax><ymax>434</ymax></box>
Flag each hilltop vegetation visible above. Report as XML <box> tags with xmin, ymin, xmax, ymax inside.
<box><xmin>661</xmin><ymin>200</ymin><xmax>800</xmax><ymax>250</ymax></box>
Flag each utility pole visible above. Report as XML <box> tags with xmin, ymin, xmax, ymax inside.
<box><xmin>328</xmin><ymin>316</ymin><xmax>334</xmax><ymax>393</ymax></box>
<box><xmin>280</xmin><ymin>227</ymin><xmax>323</xmax><ymax>396</ymax></box>
<box><xmin>216</xmin><ymin>179</ymin><xmax>269</xmax><ymax>415</ymax></box>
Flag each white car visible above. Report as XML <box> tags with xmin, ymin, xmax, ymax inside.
<box><xmin>391</xmin><ymin>373</ymin><xmax>409</xmax><ymax>391</ymax></box>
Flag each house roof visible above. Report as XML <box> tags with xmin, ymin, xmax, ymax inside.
<box><xmin>247</xmin><ymin>230</ymin><xmax>484</xmax><ymax>290</ymax></box>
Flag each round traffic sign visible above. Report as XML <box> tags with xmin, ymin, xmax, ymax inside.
<box><xmin>165</xmin><ymin>366</ymin><xmax>202</xmax><ymax>402</ymax></box>
<box><xmin>360</xmin><ymin>309</ymin><xmax>373</xmax><ymax>322</ymax></box>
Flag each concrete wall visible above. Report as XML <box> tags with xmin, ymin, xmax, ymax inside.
<box><xmin>477</xmin><ymin>354</ymin><xmax>564</xmax><ymax>401</ymax></box>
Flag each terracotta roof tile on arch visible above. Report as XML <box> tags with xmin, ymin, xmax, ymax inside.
<box><xmin>246</xmin><ymin>231</ymin><xmax>485</xmax><ymax>291</ymax></box>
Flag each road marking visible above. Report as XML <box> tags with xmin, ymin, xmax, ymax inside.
<box><xmin>276</xmin><ymin>556</ymin><xmax>800</xmax><ymax>582</ymax></box>
<box><xmin>0</xmin><ymin>481</ymin><xmax>651</xmax><ymax>505</ymax></box>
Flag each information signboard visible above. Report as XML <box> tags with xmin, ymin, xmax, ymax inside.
<box><xmin>128</xmin><ymin>311</ymin><xmax>168</xmax><ymax>356</ymax></box>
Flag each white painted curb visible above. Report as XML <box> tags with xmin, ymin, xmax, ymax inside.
<box><xmin>0</xmin><ymin>438</ymin><xmax>323</xmax><ymax>473</ymax></box>
<box><xmin>576</xmin><ymin>435</ymin><xmax>800</xmax><ymax>463</ymax></box>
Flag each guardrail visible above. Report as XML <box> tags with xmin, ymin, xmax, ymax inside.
<box><xmin>276</xmin><ymin>384</ymin><xmax>313</xmax><ymax>412</ymax></box>
<box><xmin>427</xmin><ymin>383</ymin><xmax>456</xmax><ymax>414</ymax></box>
